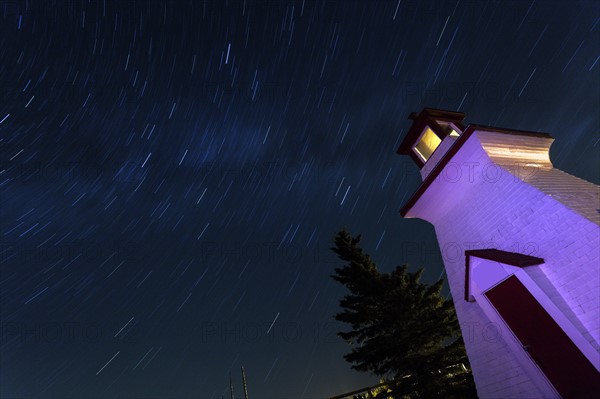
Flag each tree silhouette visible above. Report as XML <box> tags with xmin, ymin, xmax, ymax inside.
<box><xmin>331</xmin><ymin>229</ymin><xmax>476</xmax><ymax>398</ymax></box>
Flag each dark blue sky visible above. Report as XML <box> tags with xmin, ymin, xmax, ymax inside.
<box><xmin>1</xmin><ymin>0</ymin><xmax>598</xmax><ymax>398</ymax></box>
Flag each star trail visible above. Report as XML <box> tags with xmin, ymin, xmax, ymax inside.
<box><xmin>0</xmin><ymin>0</ymin><xmax>599</xmax><ymax>398</ymax></box>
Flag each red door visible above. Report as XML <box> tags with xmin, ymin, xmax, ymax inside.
<box><xmin>485</xmin><ymin>275</ymin><xmax>600</xmax><ymax>398</ymax></box>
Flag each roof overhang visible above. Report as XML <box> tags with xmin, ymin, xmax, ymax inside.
<box><xmin>464</xmin><ymin>248</ymin><xmax>545</xmax><ymax>302</ymax></box>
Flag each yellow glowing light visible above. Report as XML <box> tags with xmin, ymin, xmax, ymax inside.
<box><xmin>414</xmin><ymin>127</ymin><xmax>442</xmax><ymax>162</ymax></box>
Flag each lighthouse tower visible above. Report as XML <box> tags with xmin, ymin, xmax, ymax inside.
<box><xmin>397</xmin><ymin>108</ymin><xmax>600</xmax><ymax>398</ymax></box>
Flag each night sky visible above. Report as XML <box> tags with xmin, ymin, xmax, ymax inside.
<box><xmin>0</xmin><ymin>0</ymin><xmax>598</xmax><ymax>398</ymax></box>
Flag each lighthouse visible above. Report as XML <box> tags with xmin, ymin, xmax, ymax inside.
<box><xmin>397</xmin><ymin>108</ymin><xmax>600</xmax><ymax>398</ymax></box>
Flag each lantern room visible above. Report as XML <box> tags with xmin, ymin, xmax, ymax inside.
<box><xmin>396</xmin><ymin>108</ymin><xmax>466</xmax><ymax>175</ymax></box>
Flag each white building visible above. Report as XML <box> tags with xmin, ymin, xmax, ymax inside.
<box><xmin>397</xmin><ymin>108</ymin><xmax>600</xmax><ymax>398</ymax></box>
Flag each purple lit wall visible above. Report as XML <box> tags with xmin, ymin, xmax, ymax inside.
<box><xmin>403</xmin><ymin>127</ymin><xmax>600</xmax><ymax>398</ymax></box>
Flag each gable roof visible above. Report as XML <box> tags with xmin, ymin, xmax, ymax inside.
<box><xmin>464</xmin><ymin>248</ymin><xmax>545</xmax><ymax>301</ymax></box>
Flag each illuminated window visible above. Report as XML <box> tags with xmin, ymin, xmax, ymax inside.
<box><xmin>437</xmin><ymin>120</ymin><xmax>461</xmax><ymax>137</ymax></box>
<box><xmin>413</xmin><ymin>127</ymin><xmax>442</xmax><ymax>162</ymax></box>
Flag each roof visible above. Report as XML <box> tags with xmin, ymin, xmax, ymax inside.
<box><xmin>465</xmin><ymin>249</ymin><xmax>545</xmax><ymax>267</ymax></box>
<box><xmin>514</xmin><ymin>167</ymin><xmax>600</xmax><ymax>225</ymax></box>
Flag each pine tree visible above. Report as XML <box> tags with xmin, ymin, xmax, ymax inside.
<box><xmin>331</xmin><ymin>229</ymin><xmax>477</xmax><ymax>398</ymax></box>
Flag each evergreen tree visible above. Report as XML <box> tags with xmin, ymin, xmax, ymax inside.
<box><xmin>331</xmin><ymin>229</ymin><xmax>477</xmax><ymax>398</ymax></box>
